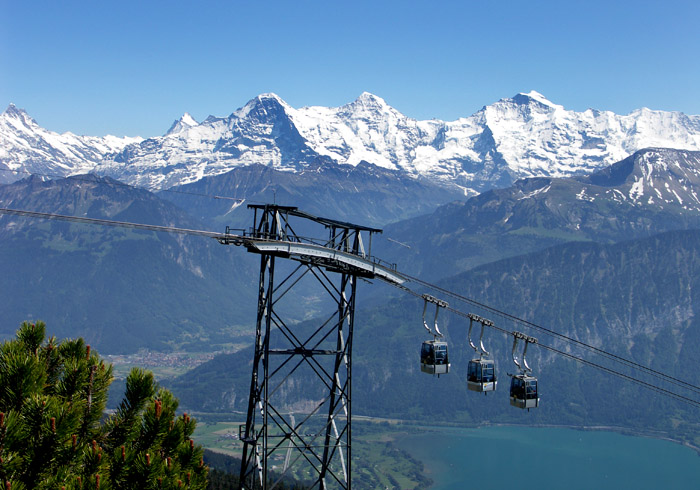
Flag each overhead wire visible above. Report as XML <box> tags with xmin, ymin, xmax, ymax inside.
<box><xmin>399</xmin><ymin>271</ymin><xmax>700</xmax><ymax>398</ymax></box>
<box><xmin>2</xmin><ymin>204</ymin><xmax>700</xmax><ymax>409</ymax></box>
<box><xmin>0</xmin><ymin>207</ymin><xmax>224</xmax><ymax>239</ymax></box>
<box><xmin>390</xmin><ymin>281</ymin><xmax>700</xmax><ymax>410</ymax></box>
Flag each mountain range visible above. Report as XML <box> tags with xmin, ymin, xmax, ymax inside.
<box><xmin>152</xmin><ymin>145</ymin><xmax>700</xmax><ymax>445</ymax></box>
<box><xmin>377</xmin><ymin>148</ymin><xmax>700</xmax><ymax>279</ymax></box>
<box><xmin>0</xmin><ymin>164</ymin><xmax>457</xmax><ymax>351</ymax></box>
<box><xmin>3</xmin><ymin>147</ymin><xmax>700</xmax><ymax>352</ymax></box>
<box><xmin>3</xmin><ymin>92</ymin><xmax>700</xmax><ymax>196</ymax></box>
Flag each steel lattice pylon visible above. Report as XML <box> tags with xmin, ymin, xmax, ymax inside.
<box><xmin>221</xmin><ymin>204</ymin><xmax>400</xmax><ymax>490</ymax></box>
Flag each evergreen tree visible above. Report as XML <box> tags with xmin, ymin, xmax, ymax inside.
<box><xmin>0</xmin><ymin>321</ymin><xmax>208</xmax><ymax>489</ymax></box>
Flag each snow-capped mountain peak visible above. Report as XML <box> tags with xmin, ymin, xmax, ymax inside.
<box><xmin>234</xmin><ymin>93</ymin><xmax>291</xmax><ymax>119</ymax></box>
<box><xmin>3</xmin><ymin>103</ymin><xmax>25</xmax><ymax>117</ymax></box>
<box><xmin>0</xmin><ymin>105</ymin><xmax>141</xmax><ymax>184</ymax></box>
<box><xmin>504</xmin><ymin>91</ymin><xmax>564</xmax><ymax>115</ymax></box>
<box><xmin>354</xmin><ymin>91</ymin><xmax>389</xmax><ymax>106</ymax></box>
<box><xmin>340</xmin><ymin>92</ymin><xmax>397</xmax><ymax>118</ymax></box>
<box><xmin>165</xmin><ymin>112</ymin><xmax>198</xmax><ymax>136</ymax></box>
<box><xmin>584</xmin><ymin>148</ymin><xmax>700</xmax><ymax>211</ymax></box>
<box><xmin>257</xmin><ymin>92</ymin><xmax>285</xmax><ymax>103</ymax></box>
<box><xmin>2</xmin><ymin>103</ymin><xmax>39</xmax><ymax>130</ymax></box>
<box><xmin>516</xmin><ymin>90</ymin><xmax>558</xmax><ymax>108</ymax></box>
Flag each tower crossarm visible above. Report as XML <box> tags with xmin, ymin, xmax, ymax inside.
<box><xmin>237</xmin><ymin>238</ymin><xmax>406</xmax><ymax>284</ymax></box>
<box><xmin>216</xmin><ymin>203</ymin><xmax>406</xmax><ymax>285</ymax></box>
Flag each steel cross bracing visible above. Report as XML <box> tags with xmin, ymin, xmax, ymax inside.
<box><xmin>218</xmin><ymin>205</ymin><xmax>402</xmax><ymax>490</ymax></box>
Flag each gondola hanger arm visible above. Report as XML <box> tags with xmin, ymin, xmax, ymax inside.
<box><xmin>422</xmin><ymin>299</ymin><xmax>433</xmax><ymax>336</ymax></box>
<box><xmin>512</xmin><ymin>331</ymin><xmax>537</xmax><ymax>373</ymax></box>
<box><xmin>422</xmin><ymin>294</ymin><xmax>448</xmax><ymax>338</ymax></box>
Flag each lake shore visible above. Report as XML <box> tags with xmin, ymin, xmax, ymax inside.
<box><xmin>492</xmin><ymin>422</ymin><xmax>700</xmax><ymax>457</ymax></box>
<box><xmin>353</xmin><ymin>414</ymin><xmax>700</xmax><ymax>457</ymax></box>
<box><xmin>390</xmin><ymin>423</ymin><xmax>700</xmax><ymax>490</ymax></box>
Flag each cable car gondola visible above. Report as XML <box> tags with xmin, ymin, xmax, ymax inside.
<box><xmin>421</xmin><ymin>339</ymin><xmax>449</xmax><ymax>375</ymax></box>
<box><xmin>468</xmin><ymin>358</ymin><xmax>496</xmax><ymax>392</ymax></box>
<box><xmin>466</xmin><ymin>314</ymin><xmax>497</xmax><ymax>393</ymax></box>
<box><xmin>419</xmin><ymin>294</ymin><xmax>450</xmax><ymax>376</ymax></box>
<box><xmin>509</xmin><ymin>332</ymin><xmax>539</xmax><ymax>410</ymax></box>
<box><xmin>509</xmin><ymin>374</ymin><xmax>539</xmax><ymax>409</ymax></box>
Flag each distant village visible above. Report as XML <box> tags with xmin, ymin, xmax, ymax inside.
<box><xmin>105</xmin><ymin>350</ymin><xmax>218</xmax><ymax>370</ymax></box>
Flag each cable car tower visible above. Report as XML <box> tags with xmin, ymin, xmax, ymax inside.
<box><xmin>217</xmin><ymin>204</ymin><xmax>405</xmax><ymax>490</ymax></box>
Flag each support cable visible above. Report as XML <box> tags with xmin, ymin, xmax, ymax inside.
<box><xmin>399</xmin><ymin>272</ymin><xmax>700</xmax><ymax>397</ymax></box>
<box><xmin>0</xmin><ymin>207</ymin><xmax>224</xmax><ymax>238</ymax></box>
<box><xmin>389</xmin><ymin>282</ymin><xmax>700</xmax><ymax>410</ymax></box>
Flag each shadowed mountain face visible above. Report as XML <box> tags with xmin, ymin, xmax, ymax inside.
<box><xmin>377</xmin><ymin>148</ymin><xmax>700</xmax><ymax>280</ymax></box>
<box><xmin>0</xmin><ymin>174</ymin><xmax>261</xmax><ymax>354</ymax></box>
<box><xmin>0</xmin><ymin>167</ymin><xmax>449</xmax><ymax>353</ymax></box>
<box><xmin>157</xmin><ymin>161</ymin><xmax>466</xmax><ymax>230</ymax></box>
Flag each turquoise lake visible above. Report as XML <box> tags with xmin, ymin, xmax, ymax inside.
<box><xmin>394</xmin><ymin>426</ymin><xmax>700</xmax><ymax>489</ymax></box>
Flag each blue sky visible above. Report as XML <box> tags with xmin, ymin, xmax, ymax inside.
<box><xmin>1</xmin><ymin>0</ymin><xmax>698</xmax><ymax>137</ymax></box>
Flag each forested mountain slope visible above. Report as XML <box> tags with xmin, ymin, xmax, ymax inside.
<box><xmin>0</xmin><ymin>175</ymin><xmax>259</xmax><ymax>353</ymax></box>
